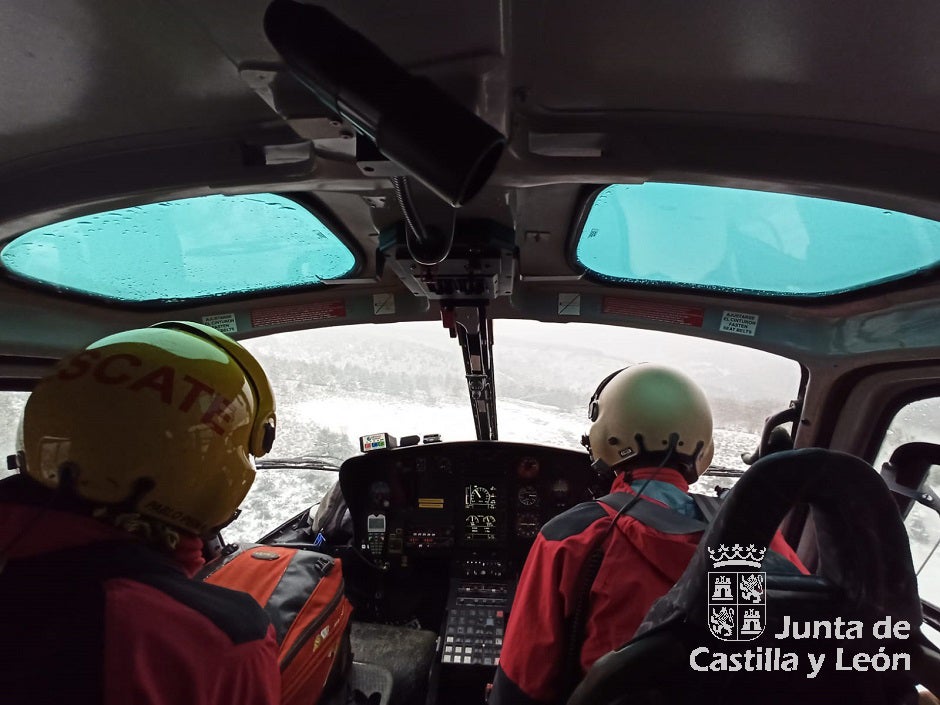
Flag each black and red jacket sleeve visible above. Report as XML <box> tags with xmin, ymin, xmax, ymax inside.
<box><xmin>490</xmin><ymin>502</ymin><xmax>610</xmax><ymax>705</ymax></box>
<box><xmin>489</xmin><ymin>497</ymin><xmax>807</xmax><ymax>705</ymax></box>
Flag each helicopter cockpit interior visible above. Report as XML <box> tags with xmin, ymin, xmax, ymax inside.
<box><xmin>3</xmin><ymin>1</ymin><xmax>940</xmax><ymax>703</ymax></box>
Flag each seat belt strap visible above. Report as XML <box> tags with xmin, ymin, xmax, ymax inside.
<box><xmin>690</xmin><ymin>493</ymin><xmax>723</xmax><ymax>523</ymax></box>
<box><xmin>596</xmin><ymin>493</ymin><xmax>709</xmax><ymax>534</ymax></box>
<box><xmin>564</xmin><ymin>492</ymin><xmax>708</xmax><ymax>696</ymax></box>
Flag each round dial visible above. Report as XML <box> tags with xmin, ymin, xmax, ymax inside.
<box><xmin>470</xmin><ymin>486</ymin><xmax>491</xmax><ymax>504</ymax></box>
<box><xmin>518</xmin><ymin>486</ymin><xmax>539</xmax><ymax>507</ymax></box>
<box><xmin>516</xmin><ymin>512</ymin><xmax>541</xmax><ymax>539</ymax></box>
<box><xmin>517</xmin><ymin>457</ymin><xmax>540</xmax><ymax>480</ymax></box>
<box><xmin>551</xmin><ymin>478</ymin><xmax>570</xmax><ymax>500</ymax></box>
<box><xmin>466</xmin><ymin>514</ymin><xmax>480</xmax><ymax>528</ymax></box>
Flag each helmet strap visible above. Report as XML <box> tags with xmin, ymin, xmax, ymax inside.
<box><xmin>56</xmin><ymin>462</ymin><xmax>82</xmax><ymax>501</ymax></box>
<box><xmin>210</xmin><ymin>507</ymin><xmax>242</xmax><ymax>534</ymax></box>
<box><xmin>681</xmin><ymin>439</ymin><xmax>707</xmax><ymax>484</ymax></box>
<box><xmin>55</xmin><ymin>471</ymin><xmax>184</xmax><ymax>550</ymax></box>
<box><xmin>592</xmin><ymin>433</ymin><xmax>681</xmax><ymax>554</ymax></box>
<box><xmin>590</xmin><ymin>456</ymin><xmax>616</xmax><ymax>490</ymax></box>
<box><xmin>609</xmin><ymin>433</ymin><xmax>701</xmax><ymax>483</ymax></box>
<box><xmin>105</xmin><ymin>512</ymin><xmax>181</xmax><ymax>551</ymax></box>
<box><xmin>87</xmin><ymin>476</ymin><xmax>188</xmax><ymax>550</ymax></box>
<box><xmin>75</xmin><ymin>475</ymin><xmax>156</xmax><ymax>517</ymax></box>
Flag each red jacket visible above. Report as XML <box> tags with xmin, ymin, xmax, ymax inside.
<box><xmin>491</xmin><ymin>468</ymin><xmax>807</xmax><ymax>705</ymax></box>
<box><xmin>0</xmin><ymin>478</ymin><xmax>281</xmax><ymax>705</ymax></box>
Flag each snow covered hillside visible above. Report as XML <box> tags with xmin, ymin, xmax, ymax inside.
<box><xmin>223</xmin><ymin>321</ymin><xmax>797</xmax><ymax>543</ymax></box>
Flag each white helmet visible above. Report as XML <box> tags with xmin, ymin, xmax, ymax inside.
<box><xmin>581</xmin><ymin>364</ymin><xmax>713</xmax><ymax>482</ymax></box>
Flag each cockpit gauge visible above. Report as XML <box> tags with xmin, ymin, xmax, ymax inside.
<box><xmin>517</xmin><ymin>457</ymin><xmax>540</xmax><ymax>480</ymax></box>
<box><xmin>518</xmin><ymin>486</ymin><xmax>539</xmax><ymax>507</ymax></box>
<box><xmin>470</xmin><ymin>485</ymin><xmax>491</xmax><ymax>505</ymax></box>
<box><xmin>369</xmin><ymin>480</ymin><xmax>391</xmax><ymax>509</ymax></box>
<box><xmin>551</xmin><ymin>478</ymin><xmax>570</xmax><ymax>501</ymax></box>
<box><xmin>465</xmin><ymin>483</ymin><xmax>498</xmax><ymax>515</ymax></box>
<box><xmin>465</xmin><ymin>513</ymin><xmax>497</xmax><ymax>541</ymax></box>
<box><xmin>516</xmin><ymin>512</ymin><xmax>541</xmax><ymax>539</ymax></box>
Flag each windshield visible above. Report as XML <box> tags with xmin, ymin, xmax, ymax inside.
<box><xmin>226</xmin><ymin>320</ymin><xmax>801</xmax><ymax>543</ymax></box>
<box><xmin>0</xmin><ymin>323</ymin><xmax>800</xmax><ymax>544</ymax></box>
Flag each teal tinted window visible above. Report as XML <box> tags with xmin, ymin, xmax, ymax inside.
<box><xmin>0</xmin><ymin>194</ymin><xmax>356</xmax><ymax>302</ymax></box>
<box><xmin>576</xmin><ymin>184</ymin><xmax>940</xmax><ymax>296</ymax></box>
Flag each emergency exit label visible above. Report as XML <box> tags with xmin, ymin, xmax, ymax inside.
<box><xmin>720</xmin><ymin>311</ymin><xmax>759</xmax><ymax>337</ymax></box>
<box><xmin>202</xmin><ymin>313</ymin><xmax>237</xmax><ymax>334</ymax></box>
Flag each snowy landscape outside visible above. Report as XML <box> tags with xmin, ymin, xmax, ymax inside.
<box><xmin>223</xmin><ymin>320</ymin><xmax>801</xmax><ymax>544</ymax></box>
<box><xmin>2</xmin><ymin>319</ymin><xmax>939</xmax><ymax>609</ymax></box>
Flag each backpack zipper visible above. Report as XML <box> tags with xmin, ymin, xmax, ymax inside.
<box><xmin>280</xmin><ymin>577</ymin><xmax>346</xmax><ymax>669</ymax></box>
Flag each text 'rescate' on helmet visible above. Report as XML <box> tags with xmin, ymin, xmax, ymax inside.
<box><xmin>581</xmin><ymin>364</ymin><xmax>713</xmax><ymax>482</ymax></box>
<box><xmin>16</xmin><ymin>321</ymin><xmax>276</xmax><ymax>535</ymax></box>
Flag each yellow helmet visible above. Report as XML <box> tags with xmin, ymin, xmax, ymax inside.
<box><xmin>16</xmin><ymin>321</ymin><xmax>276</xmax><ymax>535</ymax></box>
<box><xmin>582</xmin><ymin>364</ymin><xmax>713</xmax><ymax>482</ymax></box>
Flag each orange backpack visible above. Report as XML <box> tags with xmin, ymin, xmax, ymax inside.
<box><xmin>201</xmin><ymin>545</ymin><xmax>353</xmax><ymax>705</ymax></box>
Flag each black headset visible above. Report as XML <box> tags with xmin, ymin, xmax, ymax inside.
<box><xmin>586</xmin><ymin>367</ymin><xmax>628</xmax><ymax>422</ymax></box>
<box><xmin>581</xmin><ymin>367</ymin><xmax>628</xmax><ymax>460</ymax></box>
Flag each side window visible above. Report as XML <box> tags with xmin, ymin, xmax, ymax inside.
<box><xmin>0</xmin><ymin>391</ymin><xmax>29</xmax><ymax>480</ymax></box>
<box><xmin>876</xmin><ymin>397</ymin><xmax>940</xmax><ymax>609</ymax></box>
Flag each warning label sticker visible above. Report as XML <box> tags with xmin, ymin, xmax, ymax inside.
<box><xmin>373</xmin><ymin>293</ymin><xmax>395</xmax><ymax>315</ymax></box>
<box><xmin>202</xmin><ymin>313</ymin><xmax>237</xmax><ymax>334</ymax></box>
<box><xmin>602</xmin><ymin>297</ymin><xmax>705</xmax><ymax>327</ymax></box>
<box><xmin>719</xmin><ymin>310</ymin><xmax>759</xmax><ymax>336</ymax></box>
<box><xmin>251</xmin><ymin>300</ymin><xmax>346</xmax><ymax>328</ymax></box>
<box><xmin>558</xmin><ymin>293</ymin><xmax>581</xmax><ymax>316</ymax></box>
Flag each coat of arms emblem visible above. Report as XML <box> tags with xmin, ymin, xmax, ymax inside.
<box><xmin>707</xmin><ymin>544</ymin><xmax>766</xmax><ymax>641</ymax></box>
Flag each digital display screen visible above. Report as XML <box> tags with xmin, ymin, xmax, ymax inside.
<box><xmin>367</xmin><ymin>514</ymin><xmax>386</xmax><ymax>532</ymax></box>
<box><xmin>464</xmin><ymin>484</ymin><xmax>498</xmax><ymax>542</ymax></box>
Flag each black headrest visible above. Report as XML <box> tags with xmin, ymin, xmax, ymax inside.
<box><xmin>570</xmin><ymin>449</ymin><xmax>922</xmax><ymax>705</ymax></box>
<box><xmin>640</xmin><ymin>448</ymin><xmax>920</xmax><ymax>631</ymax></box>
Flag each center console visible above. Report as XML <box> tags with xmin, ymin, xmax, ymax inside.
<box><xmin>441</xmin><ymin>580</ymin><xmax>510</xmax><ymax>666</ymax></box>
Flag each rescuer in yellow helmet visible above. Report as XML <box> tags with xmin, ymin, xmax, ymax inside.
<box><xmin>491</xmin><ymin>364</ymin><xmax>806</xmax><ymax>705</ymax></box>
<box><xmin>0</xmin><ymin>321</ymin><xmax>280</xmax><ymax>704</ymax></box>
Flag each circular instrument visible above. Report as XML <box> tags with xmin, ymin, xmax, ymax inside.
<box><xmin>516</xmin><ymin>512</ymin><xmax>541</xmax><ymax>539</ymax></box>
<box><xmin>517</xmin><ymin>456</ymin><xmax>540</xmax><ymax>480</ymax></box>
<box><xmin>518</xmin><ymin>485</ymin><xmax>539</xmax><ymax>507</ymax></box>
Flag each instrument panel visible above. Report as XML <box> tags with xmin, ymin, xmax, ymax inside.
<box><xmin>339</xmin><ymin>441</ymin><xmax>597</xmax><ymax>577</ymax></box>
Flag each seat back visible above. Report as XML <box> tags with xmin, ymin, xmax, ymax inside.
<box><xmin>569</xmin><ymin>449</ymin><xmax>923</xmax><ymax>705</ymax></box>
